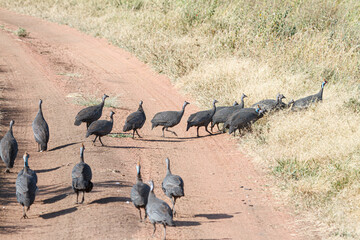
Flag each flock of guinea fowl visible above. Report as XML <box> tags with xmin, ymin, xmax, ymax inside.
<box><xmin>0</xmin><ymin>79</ymin><xmax>327</xmax><ymax>240</ymax></box>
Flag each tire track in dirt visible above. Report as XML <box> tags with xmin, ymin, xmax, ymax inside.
<box><xmin>0</xmin><ymin>8</ymin><xmax>305</xmax><ymax>240</ymax></box>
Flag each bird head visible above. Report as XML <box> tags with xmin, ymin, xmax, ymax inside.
<box><xmin>255</xmin><ymin>105</ymin><xmax>261</xmax><ymax>113</ymax></box>
<box><xmin>322</xmin><ymin>80</ymin><xmax>328</xmax><ymax>88</ymax></box>
<box><xmin>242</xmin><ymin>93</ymin><xmax>248</xmax><ymax>99</ymax></box>
<box><xmin>23</xmin><ymin>152</ymin><xmax>29</xmax><ymax>167</ymax></box>
<box><xmin>136</xmin><ymin>161</ymin><xmax>141</xmax><ymax>174</ymax></box>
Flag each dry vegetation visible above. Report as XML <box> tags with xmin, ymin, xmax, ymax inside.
<box><xmin>0</xmin><ymin>0</ymin><xmax>359</xmax><ymax>238</ymax></box>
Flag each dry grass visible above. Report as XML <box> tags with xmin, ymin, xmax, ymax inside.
<box><xmin>1</xmin><ymin>0</ymin><xmax>359</xmax><ymax>238</ymax></box>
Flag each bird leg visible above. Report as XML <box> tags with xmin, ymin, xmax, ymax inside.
<box><xmin>196</xmin><ymin>126</ymin><xmax>200</xmax><ymax>137</ymax></box>
<box><xmin>37</xmin><ymin>142</ymin><xmax>40</xmax><ymax>152</ymax></box>
<box><xmin>21</xmin><ymin>206</ymin><xmax>28</xmax><ymax>219</ymax></box>
<box><xmin>132</xmin><ymin>130</ymin><xmax>135</xmax><ymax>139</ymax></box>
<box><xmin>86</xmin><ymin>122</ymin><xmax>90</xmax><ymax>129</ymax></box>
<box><xmin>98</xmin><ymin>136</ymin><xmax>104</xmax><ymax>146</ymax></box>
<box><xmin>152</xmin><ymin>223</ymin><xmax>156</xmax><ymax>237</ymax></box>
<box><xmin>5</xmin><ymin>168</ymin><xmax>10</xmax><ymax>173</ymax></box>
<box><xmin>75</xmin><ymin>191</ymin><xmax>79</xmax><ymax>204</ymax></box>
<box><xmin>92</xmin><ymin>136</ymin><xmax>98</xmax><ymax>145</ymax></box>
<box><xmin>162</xmin><ymin>224</ymin><xmax>167</xmax><ymax>240</ymax></box>
<box><xmin>171</xmin><ymin>197</ymin><xmax>177</xmax><ymax>217</ymax></box>
<box><xmin>138</xmin><ymin>208</ymin><xmax>142</xmax><ymax>222</ymax></box>
<box><xmin>205</xmin><ymin>126</ymin><xmax>213</xmax><ymax>135</ymax></box>
<box><xmin>161</xmin><ymin>127</ymin><xmax>166</xmax><ymax>137</ymax></box>
<box><xmin>135</xmin><ymin>130</ymin><xmax>142</xmax><ymax>138</ymax></box>
<box><xmin>216</xmin><ymin>123</ymin><xmax>221</xmax><ymax>132</ymax></box>
<box><xmin>80</xmin><ymin>191</ymin><xmax>85</xmax><ymax>204</ymax></box>
<box><xmin>144</xmin><ymin>209</ymin><xmax>147</xmax><ymax>221</ymax></box>
<box><xmin>165</xmin><ymin>128</ymin><xmax>177</xmax><ymax>137</ymax></box>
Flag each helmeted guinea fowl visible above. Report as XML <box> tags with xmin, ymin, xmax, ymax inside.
<box><xmin>0</xmin><ymin>120</ymin><xmax>18</xmax><ymax>173</ymax></box>
<box><xmin>146</xmin><ymin>180</ymin><xmax>174</xmax><ymax>240</ymax></box>
<box><xmin>151</xmin><ymin>101</ymin><xmax>190</xmax><ymax>137</ymax></box>
<box><xmin>162</xmin><ymin>158</ymin><xmax>184</xmax><ymax>216</ymax></box>
<box><xmin>291</xmin><ymin>80</ymin><xmax>328</xmax><ymax>111</ymax></box>
<box><xmin>72</xmin><ymin>144</ymin><xmax>93</xmax><ymax>204</ymax></box>
<box><xmin>130</xmin><ymin>162</ymin><xmax>150</xmax><ymax>222</ymax></box>
<box><xmin>16</xmin><ymin>152</ymin><xmax>38</xmax><ymax>219</ymax></box>
<box><xmin>211</xmin><ymin>94</ymin><xmax>248</xmax><ymax>132</ymax></box>
<box><xmin>86</xmin><ymin>111</ymin><xmax>115</xmax><ymax>146</ymax></box>
<box><xmin>123</xmin><ymin>100</ymin><xmax>146</xmax><ymax>139</ymax></box>
<box><xmin>186</xmin><ymin>99</ymin><xmax>218</xmax><ymax>137</ymax></box>
<box><xmin>228</xmin><ymin>106</ymin><xmax>266</xmax><ymax>136</ymax></box>
<box><xmin>32</xmin><ymin>99</ymin><xmax>49</xmax><ymax>152</ymax></box>
<box><xmin>74</xmin><ymin>94</ymin><xmax>109</xmax><ymax>129</ymax></box>
<box><xmin>251</xmin><ymin>93</ymin><xmax>286</xmax><ymax>112</ymax></box>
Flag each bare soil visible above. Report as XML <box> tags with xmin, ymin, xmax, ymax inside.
<box><xmin>0</xmin><ymin>8</ymin><xmax>304</xmax><ymax>240</ymax></box>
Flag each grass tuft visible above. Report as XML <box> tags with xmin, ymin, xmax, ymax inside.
<box><xmin>15</xmin><ymin>27</ymin><xmax>29</xmax><ymax>37</ymax></box>
<box><xmin>1</xmin><ymin>0</ymin><xmax>359</xmax><ymax>238</ymax></box>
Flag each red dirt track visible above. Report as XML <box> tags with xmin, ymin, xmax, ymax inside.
<box><xmin>0</xmin><ymin>8</ymin><xmax>303</xmax><ymax>240</ymax></box>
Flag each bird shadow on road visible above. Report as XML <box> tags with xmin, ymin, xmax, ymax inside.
<box><xmin>194</xmin><ymin>213</ymin><xmax>234</xmax><ymax>220</ymax></box>
<box><xmin>42</xmin><ymin>193</ymin><xmax>68</xmax><ymax>204</ymax></box>
<box><xmin>178</xmin><ymin>132</ymin><xmax>223</xmax><ymax>140</ymax></box>
<box><xmin>39</xmin><ymin>206</ymin><xmax>77</xmax><ymax>219</ymax></box>
<box><xmin>135</xmin><ymin>138</ymin><xmax>185</xmax><ymax>143</ymax></box>
<box><xmin>90</xmin><ymin>196</ymin><xmax>131</xmax><ymax>205</ymax></box>
<box><xmin>36</xmin><ymin>166</ymin><xmax>61</xmax><ymax>173</ymax></box>
<box><xmin>48</xmin><ymin>142</ymin><xmax>80</xmax><ymax>152</ymax></box>
<box><xmin>102</xmin><ymin>145</ymin><xmax>147</xmax><ymax>149</ymax></box>
<box><xmin>174</xmin><ymin>220</ymin><xmax>201</xmax><ymax>227</ymax></box>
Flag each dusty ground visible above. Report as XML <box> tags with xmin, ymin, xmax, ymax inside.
<box><xmin>0</xmin><ymin>8</ymin><xmax>305</xmax><ymax>240</ymax></box>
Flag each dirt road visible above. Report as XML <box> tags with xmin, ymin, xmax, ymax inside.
<box><xmin>0</xmin><ymin>8</ymin><xmax>303</xmax><ymax>240</ymax></box>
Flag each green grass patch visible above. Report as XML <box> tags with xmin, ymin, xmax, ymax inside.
<box><xmin>15</xmin><ymin>27</ymin><xmax>29</xmax><ymax>37</ymax></box>
<box><xmin>108</xmin><ymin>133</ymin><xmax>132</xmax><ymax>138</ymax></box>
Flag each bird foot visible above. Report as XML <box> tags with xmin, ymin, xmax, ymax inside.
<box><xmin>5</xmin><ymin>169</ymin><xmax>10</xmax><ymax>173</ymax></box>
<box><xmin>21</xmin><ymin>214</ymin><xmax>28</xmax><ymax>219</ymax></box>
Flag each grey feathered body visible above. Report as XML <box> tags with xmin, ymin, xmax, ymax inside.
<box><xmin>186</xmin><ymin>109</ymin><xmax>214</xmax><ymax>130</ymax></box>
<box><xmin>32</xmin><ymin>108</ymin><xmax>49</xmax><ymax>151</ymax></box>
<box><xmin>16</xmin><ymin>167</ymin><xmax>38</xmax><ymax>208</ymax></box>
<box><xmin>211</xmin><ymin>105</ymin><xmax>244</xmax><ymax>128</ymax></box>
<box><xmin>74</xmin><ymin>102</ymin><xmax>105</xmax><ymax>126</ymax></box>
<box><xmin>162</xmin><ymin>173</ymin><xmax>184</xmax><ymax>199</ymax></box>
<box><xmin>227</xmin><ymin>109</ymin><xmax>265</xmax><ymax>134</ymax></box>
<box><xmin>291</xmin><ymin>87</ymin><xmax>325</xmax><ymax>111</ymax></box>
<box><xmin>0</xmin><ymin>127</ymin><xmax>18</xmax><ymax>169</ymax></box>
<box><xmin>123</xmin><ymin>106</ymin><xmax>146</xmax><ymax>132</ymax></box>
<box><xmin>86</xmin><ymin>119</ymin><xmax>113</xmax><ymax>138</ymax></box>
<box><xmin>151</xmin><ymin>110</ymin><xmax>183</xmax><ymax>129</ymax></box>
<box><xmin>251</xmin><ymin>98</ymin><xmax>285</xmax><ymax>112</ymax></box>
<box><xmin>72</xmin><ymin>162</ymin><xmax>93</xmax><ymax>193</ymax></box>
<box><xmin>131</xmin><ymin>179</ymin><xmax>150</xmax><ymax>209</ymax></box>
<box><xmin>146</xmin><ymin>191</ymin><xmax>174</xmax><ymax>226</ymax></box>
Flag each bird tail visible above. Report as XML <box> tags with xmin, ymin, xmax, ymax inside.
<box><xmin>74</xmin><ymin>118</ymin><xmax>82</xmax><ymax>126</ymax></box>
<box><xmin>186</xmin><ymin>122</ymin><xmax>191</xmax><ymax>131</ymax></box>
<box><xmin>85</xmin><ymin>181</ymin><xmax>93</xmax><ymax>193</ymax></box>
<box><xmin>228</xmin><ymin>126</ymin><xmax>234</xmax><ymax>134</ymax></box>
<box><xmin>40</xmin><ymin>143</ymin><xmax>47</xmax><ymax>151</ymax></box>
<box><xmin>123</xmin><ymin>123</ymin><xmax>131</xmax><ymax>132</ymax></box>
<box><xmin>151</xmin><ymin>122</ymin><xmax>156</xmax><ymax>130</ymax></box>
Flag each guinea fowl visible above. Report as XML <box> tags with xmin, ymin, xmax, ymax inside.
<box><xmin>186</xmin><ymin>99</ymin><xmax>218</xmax><ymax>137</ymax></box>
<box><xmin>72</xmin><ymin>144</ymin><xmax>93</xmax><ymax>204</ymax></box>
<box><xmin>162</xmin><ymin>158</ymin><xmax>184</xmax><ymax>216</ymax></box>
<box><xmin>146</xmin><ymin>180</ymin><xmax>174</xmax><ymax>240</ymax></box>
<box><xmin>151</xmin><ymin>101</ymin><xmax>190</xmax><ymax>137</ymax></box>
<box><xmin>32</xmin><ymin>99</ymin><xmax>49</xmax><ymax>152</ymax></box>
<box><xmin>211</xmin><ymin>94</ymin><xmax>247</xmax><ymax>132</ymax></box>
<box><xmin>74</xmin><ymin>94</ymin><xmax>109</xmax><ymax>129</ymax></box>
<box><xmin>86</xmin><ymin>111</ymin><xmax>115</xmax><ymax>146</ymax></box>
<box><xmin>291</xmin><ymin>80</ymin><xmax>328</xmax><ymax>111</ymax></box>
<box><xmin>130</xmin><ymin>162</ymin><xmax>150</xmax><ymax>222</ymax></box>
<box><xmin>16</xmin><ymin>152</ymin><xmax>38</xmax><ymax>219</ymax></box>
<box><xmin>251</xmin><ymin>93</ymin><xmax>286</xmax><ymax>112</ymax></box>
<box><xmin>0</xmin><ymin>120</ymin><xmax>18</xmax><ymax>173</ymax></box>
<box><xmin>123</xmin><ymin>100</ymin><xmax>146</xmax><ymax>139</ymax></box>
<box><xmin>228</xmin><ymin>106</ymin><xmax>266</xmax><ymax>136</ymax></box>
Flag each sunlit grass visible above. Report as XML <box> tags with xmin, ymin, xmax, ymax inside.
<box><xmin>1</xmin><ymin>0</ymin><xmax>359</xmax><ymax>238</ymax></box>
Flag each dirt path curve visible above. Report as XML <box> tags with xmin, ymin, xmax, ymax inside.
<box><xmin>0</xmin><ymin>8</ymin><xmax>304</xmax><ymax>240</ymax></box>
